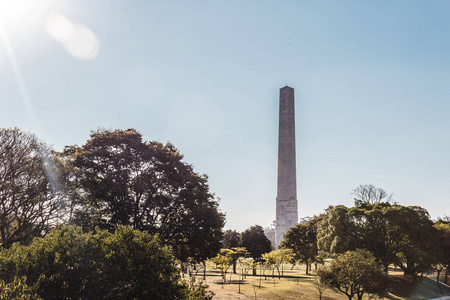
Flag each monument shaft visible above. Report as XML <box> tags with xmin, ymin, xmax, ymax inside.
<box><xmin>275</xmin><ymin>86</ymin><xmax>298</xmax><ymax>247</ymax></box>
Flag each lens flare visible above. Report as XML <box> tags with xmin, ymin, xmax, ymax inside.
<box><xmin>45</xmin><ymin>14</ymin><xmax>75</xmax><ymax>42</ymax></box>
<box><xmin>46</xmin><ymin>14</ymin><xmax>100</xmax><ymax>60</ymax></box>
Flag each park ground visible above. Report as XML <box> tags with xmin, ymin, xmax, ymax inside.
<box><xmin>186</xmin><ymin>263</ymin><xmax>450</xmax><ymax>300</ymax></box>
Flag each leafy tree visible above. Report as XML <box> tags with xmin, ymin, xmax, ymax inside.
<box><xmin>241</xmin><ymin>225</ymin><xmax>272</xmax><ymax>276</ymax></box>
<box><xmin>262</xmin><ymin>249</ymin><xmax>293</xmax><ymax>279</ymax></box>
<box><xmin>222</xmin><ymin>230</ymin><xmax>240</xmax><ymax>249</ymax></box>
<box><xmin>0</xmin><ymin>276</ymin><xmax>41</xmax><ymax>300</ymax></box>
<box><xmin>281</xmin><ymin>215</ymin><xmax>323</xmax><ymax>274</ymax></box>
<box><xmin>0</xmin><ymin>225</ymin><xmax>211</xmax><ymax>300</ymax></box>
<box><xmin>58</xmin><ymin>129</ymin><xmax>225</xmax><ymax>262</ymax></box>
<box><xmin>392</xmin><ymin>206</ymin><xmax>436</xmax><ymax>277</ymax></box>
<box><xmin>317</xmin><ymin>202</ymin><xmax>437</xmax><ymax>276</ymax></box>
<box><xmin>0</xmin><ymin>128</ymin><xmax>63</xmax><ymax>248</ymax></box>
<box><xmin>240</xmin><ymin>225</ymin><xmax>272</xmax><ymax>260</ymax></box>
<box><xmin>237</xmin><ymin>257</ymin><xmax>254</xmax><ymax>279</ymax></box>
<box><xmin>317</xmin><ymin>205</ymin><xmax>360</xmax><ymax>254</ymax></box>
<box><xmin>317</xmin><ymin>250</ymin><xmax>389</xmax><ymax>300</ymax></box>
<box><xmin>433</xmin><ymin>220</ymin><xmax>450</xmax><ymax>283</ymax></box>
<box><xmin>229</xmin><ymin>247</ymin><xmax>249</xmax><ymax>274</ymax></box>
<box><xmin>211</xmin><ymin>249</ymin><xmax>234</xmax><ymax>284</ymax></box>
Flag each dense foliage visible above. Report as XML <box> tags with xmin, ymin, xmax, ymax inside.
<box><xmin>0</xmin><ymin>226</ymin><xmax>212</xmax><ymax>300</ymax></box>
<box><xmin>58</xmin><ymin>128</ymin><xmax>225</xmax><ymax>262</ymax></box>
<box><xmin>240</xmin><ymin>225</ymin><xmax>272</xmax><ymax>260</ymax></box>
<box><xmin>317</xmin><ymin>202</ymin><xmax>437</xmax><ymax>276</ymax></box>
<box><xmin>433</xmin><ymin>220</ymin><xmax>450</xmax><ymax>282</ymax></box>
<box><xmin>221</xmin><ymin>229</ymin><xmax>240</xmax><ymax>249</ymax></box>
<box><xmin>317</xmin><ymin>250</ymin><xmax>390</xmax><ymax>300</ymax></box>
<box><xmin>280</xmin><ymin>215</ymin><xmax>323</xmax><ymax>274</ymax></box>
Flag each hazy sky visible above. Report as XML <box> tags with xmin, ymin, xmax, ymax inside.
<box><xmin>1</xmin><ymin>0</ymin><xmax>450</xmax><ymax>231</ymax></box>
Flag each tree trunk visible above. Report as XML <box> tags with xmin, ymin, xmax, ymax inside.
<box><xmin>203</xmin><ymin>261</ymin><xmax>206</xmax><ymax>280</ymax></box>
<box><xmin>436</xmin><ymin>266</ymin><xmax>443</xmax><ymax>283</ymax></box>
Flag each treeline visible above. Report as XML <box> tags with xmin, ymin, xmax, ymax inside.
<box><xmin>217</xmin><ymin>185</ymin><xmax>450</xmax><ymax>299</ymax></box>
<box><xmin>282</xmin><ymin>185</ymin><xmax>450</xmax><ymax>280</ymax></box>
<box><xmin>281</xmin><ymin>185</ymin><xmax>450</xmax><ymax>299</ymax></box>
<box><xmin>0</xmin><ymin>127</ymin><xmax>225</xmax><ymax>299</ymax></box>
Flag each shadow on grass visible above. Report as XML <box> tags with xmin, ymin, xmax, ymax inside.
<box><xmin>388</xmin><ymin>275</ymin><xmax>450</xmax><ymax>300</ymax></box>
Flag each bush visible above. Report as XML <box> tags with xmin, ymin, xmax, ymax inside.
<box><xmin>0</xmin><ymin>226</ymin><xmax>212</xmax><ymax>299</ymax></box>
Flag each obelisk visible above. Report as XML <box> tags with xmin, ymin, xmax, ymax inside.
<box><xmin>275</xmin><ymin>86</ymin><xmax>298</xmax><ymax>247</ymax></box>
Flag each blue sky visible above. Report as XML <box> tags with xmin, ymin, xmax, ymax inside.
<box><xmin>1</xmin><ymin>0</ymin><xmax>450</xmax><ymax>231</ymax></box>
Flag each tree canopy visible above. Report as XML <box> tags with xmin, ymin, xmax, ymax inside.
<box><xmin>280</xmin><ymin>215</ymin><xmax>323</xmax><ymax>274</ymax></box>
<box><xmin>221</xmin><ymin>229</ymin><xmax>240</xmax><ymax>249</ymax></box>
<box><xmin>240</xmin><ymin>225</ymin><xmax>272</xmax><ymax>260</ymax></box>
<box><xmin>317</xmin><ymin>249</ymin><xmax>390</xmax><ymax>300</ymax></box>
<box><xmin>0</xmin><ymin>225</ymin><xmax>212</xmax><ymax>300</ymax></box>
<box><xmin>0</xmin><ymin>128</ymin><xmax>63</xmax><ymax>248</ymax></box>
<box><xmin>59</xmin><ymin>129</ymin><xmax>225</xmax><ymax>262</ymax></box>
<box><xmin>317</xmin><ymin>202</ymin><xmax>437</xmax><ymax>276</ymax></box>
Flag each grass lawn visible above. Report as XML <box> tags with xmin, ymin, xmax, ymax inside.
<box><xmin>185</xmin><ymin>263</ymin><xmax>450</xmax><ymax>300</ymax></box>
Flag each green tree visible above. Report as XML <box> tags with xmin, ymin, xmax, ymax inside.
<box><xmin>59</xmin><ymin>128</ymin><xmax>225</xmax><ymax>262</ymax></box>
<box><xmin>241</xmin><ymin>225</ymin><xmax>272</xmax><ymax>260</ymax></box>
<box><xmin>0</xmin><ymin>225</ymin><xmax>211</xmax><ymax>299</ymax></box>
<box><xmin>262</xmin><ymin>249</ymin><xmax>293</xmax><ymax>279</ymax></box>
<box><xmin>222</xmin><ymin>229</ymin><xmax>240</xmax><ymax>249</ymax></box>
<box><xmin>392</xmin><ymin>206</ymin><xmax>436</xmax><ymax>278</ymax></box>
<box><xmin>317</xmin><ymin>250</ymin><xmax>389</xmax><ymax>300</ymax></box>
<box><xmin>317</xmin><ymin>202</ymin><xmax>437</xmax><ymax>276</ymax></box>
<box><xmin>281</xmin><ymin>215</ymin><xmax>323</xmax><ymax>274</ymax></box>
<box><xmin>211</xmin><ymin>249</ymin><xmax>234</xmax><ymax>284</ymax></box>
<box><xmin>229</xmin><ymin>247</ymin><xmax>249</xmax><ymax>274</ymax></box>
<box><xmin>241</xmin><ymin>225</ymin><xmax>272</xmax><ymax>276</ymax></box>
<box><xmin>0</xmin><ymin>276</ymin><xmax>41</xmax><ymax>300</ymax></box>
<box><xmin>0</xmin><ymin>128</ymin><xmax>63</xmax><ymax>248</ymax></box>
<box><xmin>433</xmin><ymin>220</ymin><xmax>450</xmax><ymax>283</ymax></box>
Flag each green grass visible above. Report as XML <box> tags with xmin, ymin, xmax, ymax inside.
<box><xmin>186</xmin><ymin>263</ymin><xmax>450</xmax><ymax>300</ymax></box>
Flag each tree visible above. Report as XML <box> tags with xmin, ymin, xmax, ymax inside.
<box><xmin>229</xmin><ymin>247</ymin><xmax>249</xmax><ymax>274</ymax></box>
<box><xmin>352</xmin><ymin>184</ymin><xmax>393</xmax><ymax>207</ymax></box>
<box><xmin>281</xmin><ymin>215</ymin><xmax>323</xmax><ymax>274</ymax></box>
<box><xmin>222</xmin><ymin>230</ymin><xmax>240</xmax><ymax>249</ymax></box>
<box><xmin>58</xmin><ymin>129</ymin><xmax>225</xmax><ymax>262</ymax></box>
<box><xmin>0</xmin><ymin>226</ymin><xmax>212</xmax><ymax>300</ymax></box>
<box><xmin>317</xmin><ymin>250</ymin><xmax>390</xmax><ymax>300</ymax></box>
<box><xmin>241</xmin><ymin>225</ymin><xmax>272</xmax><ymax>276</ymax></box>
<box><xmin>317</xmin><ymin>205</ymin><xmax>360</xmax><ymax>255</ymax></box>
<box><xmin>262</xmin><ymin>249</ymin><xmax>293</xmax><ymax>279</ymax></box>
<box><xmin>392</xmin><ymin>206</ymin><xmax>436</xmax><ymax>278</ymax></box>
<box><xmin>433</xmin><ymin>220</ymin><xmax>450</xmax><ymax>283</ymax></box>
<box><xmin>312</xmin><ymin>275</ymin><xmax>329</xmax><ymax>300</ymax></box>
<box><xmin>211</xmin><ymin>249</ymin><xmax>234</xmax><ymax>285</ymax></box>
<box><xmin>0</xmin><ymin>276</ymin><xmax>41</xmax><ymax>300</ymax></box>
<box><xmin>241</xmin><ymin>225</ymin><xmax>272</xmax><ymax>260</ymax></box>
<box><xmin>0</xmin><ymin>128</ymin><xmax>63</xmax><ymax>248</ymax></box>
<box><xmin>317</xmin><ymin>202</ymin><xmax>437</xmax><ymax>276</ymax></box>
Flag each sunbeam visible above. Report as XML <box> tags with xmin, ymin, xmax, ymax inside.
<box><xmin>0</xmin><ymin>19</ymin><xmax>36</xmax><ymax>127</ymax></box>
<box><xmin>0</xmin><ymin>15</ymin><xmax>66</xmax><ymax>213</ymax></box>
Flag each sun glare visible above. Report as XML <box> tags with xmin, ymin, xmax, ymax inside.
<box><xmin>0</xmin><ymin>0</ymin><xmax>50</xmax><ymax>29</ymax></box>
<box><xmin>46</xmin><ymin>14</ymin><xmax>100</xmax><ymax>60</ymax></box>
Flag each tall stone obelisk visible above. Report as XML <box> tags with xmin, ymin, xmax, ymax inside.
<box><xmin>275</xmin><ymin>86</ymin><xmax>298</xmax><ymax>247</ymax></box>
